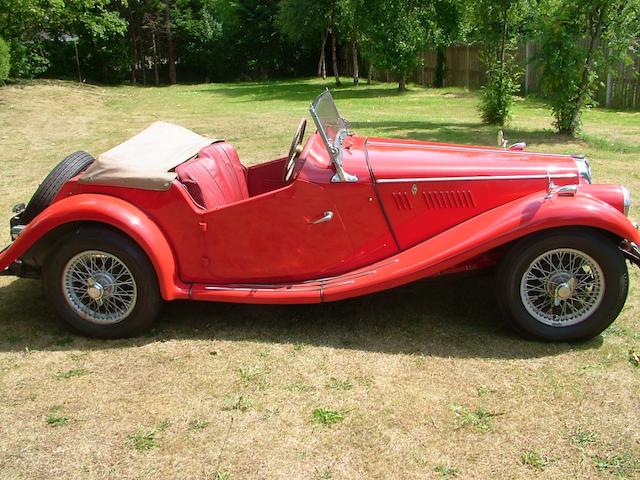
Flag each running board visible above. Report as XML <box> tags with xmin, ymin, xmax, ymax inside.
<box><xmin>190</xmin><ymin>259</ymin><xmax>400</xmax><ymax>304</ymax></box>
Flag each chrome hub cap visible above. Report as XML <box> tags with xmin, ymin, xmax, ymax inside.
<box><xmin>520</xmin><ymin>248</ymin><xmax>605</xmax><ymax>327</ymax></box>
<box><xmin>62</xmin><ymin>250</ymin><xmax>137</xmax><ymax>325</ymax></box>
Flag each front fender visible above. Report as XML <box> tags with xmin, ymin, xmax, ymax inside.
<box><xmin>323</xmin><ymin>190</ymin><xmax>640</xmax><ymax>302</ymax></box>
<box><xmin>0</xmin><ymin>194</ymin><xmax>189</xmax><ymax>300</ymax></box>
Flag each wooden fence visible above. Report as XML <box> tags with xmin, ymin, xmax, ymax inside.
<box><xmin>403</xmin><ymin>42</ymin><xmax>640</xmax><ymax>109</ymax></box>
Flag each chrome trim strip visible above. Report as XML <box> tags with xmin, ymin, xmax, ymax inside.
<box><xmin>200</xmin><ymin>259</ymin><xmax>401</xmax><ymax>293</ymax></box>
<box><xmin>367</xmin><ymin>140</ymin><xmax>574</xmax><ymax>158</ymax></box>
<box><xmin>376</xmin><ymin>173</ymin><xmax>578</xmax><ymax>184</ymax></box>
<box><xmin>302</xmin><ymin>259</ymin><xmax>399</xmax><ymax>284</ymax></box>
<box><xmin>202</xmin><ymin>281</ymin><xmax>355</xmax><ymax>292</ymax></box>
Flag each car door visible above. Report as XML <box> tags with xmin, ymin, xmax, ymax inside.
<box><xmin>202</xmin><ymin>180</ymin><xmax>354</xmax><ymax>284</ymax></box>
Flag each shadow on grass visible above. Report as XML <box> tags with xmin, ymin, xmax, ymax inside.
<box><xmin>195</xmin><ymin>79</ymin><xmax>583</xmax><ymax>151</ymax></box>
<box><xmin>0</xmin><ymin>273</ymin><xmax>602</xmax><ymax>359</ymax></box>
<box><xmin>196</xmin><ymin>80</ymin><xmax>404</xmax><ymax>103</ymax></box>
<box><xmin>351</xmin><ymin>120</ymin><xmax>577</xmax><ymax>151</ymax></box>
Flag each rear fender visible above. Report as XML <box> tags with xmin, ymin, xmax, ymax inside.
<box><xmin>323</xmin><ymin>190</ymin><xmax>640</xmax><ymax>301</ymax></box>
<box><xmin>0</xmin><ymin>194</ymin><xmax>189</xmax><ymax>300</ymax></box>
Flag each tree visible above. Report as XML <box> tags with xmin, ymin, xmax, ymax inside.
<box><xmin>471</xmin><ymin>0</ymin><xmax>533</xmax><ymax>125</ymax></box>
<box><xmin>172</xmin><ymin>0</ymin><xmax>226</xmax><ymax>81</ymax></box>
<box><xmin>277</xmin><ymin>0</ymin><xmax>342</xmax><ymax>85</ymax></box>
<box><xmin>358</xmin><ymin>0</ymin><xmax>436</xmax><ymax>91</ymax></box>
<box><xmin>338</xmin><ymin>0</ymin><xmax>364</xmax><ymax>85</ymax></box>
<box><xmin>430</xmin><ymin>0</ymin><xmax>466</xmax><ymax>88</ymax></box>
<box><xmin>537</xmin><ymin>0</ymin><xmax>640</xmax><ymax>135</ymax></box>
<box><xmin>278</xmin><ymin>0</ymin><xmax>330</xmax><ymax>79</ymax></box>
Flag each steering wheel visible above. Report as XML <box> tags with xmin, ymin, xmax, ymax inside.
<box><xmin>284</xmin><ymin>118</ymin><xmax>307</xmax><ymax>182</ymax></box>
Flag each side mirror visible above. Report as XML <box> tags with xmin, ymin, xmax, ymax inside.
<box><xmin>497</xmin><ymin>130</ymin><xmax>507</xmax><ymax>149</ymax></box>
<box><xmin>498</xmin><ymin>130</ymin><xmax>526</xmax><ymax>151</ymax></box>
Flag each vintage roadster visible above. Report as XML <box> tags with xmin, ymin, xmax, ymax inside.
<box><xmin>1</xmin><ymin>91</ymin><xmax>639</xmax><ymax>340</ymax></box>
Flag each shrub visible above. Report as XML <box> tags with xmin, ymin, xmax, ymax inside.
<box><xmin>479</xmin><ymin>61</ymin><xmax>519</xmax><ymax>126</ymax></box>
<box><xmin>8</xmin><ymin>41</ymin><xmax>49</xmax><ymax>78</ymax></box>
<box><xmin>0</xmin><ymin>37</ymin><xmax>10</xmax><ymax>83</ymax></box>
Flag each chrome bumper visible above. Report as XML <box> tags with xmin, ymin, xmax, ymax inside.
<box><xmin>621</xmin><ymin>239</ymin><xmax>640</xmax><ymax>267</ymax></box>
<box><xmin>10</xmin><ymin>225</ymin><xmax>25</xmax><ymax>241</ymax></box>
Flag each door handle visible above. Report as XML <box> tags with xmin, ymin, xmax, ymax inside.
<box><xmin>310</xmin><ymin>211</ymin><xmax>333</xmax><ymax>224</ymax></box>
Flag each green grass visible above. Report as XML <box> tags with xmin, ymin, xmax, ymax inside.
<box><xmin>520</xmin><ymin>450</ymin><xmax>551</xmax><ymax>470</ymax></box>
<box><xmin>312</xmin><ymin>408</ymin><xmax>346</xmax><ymax>426</ymax></box>
<box><xmin>55</xmin><ymin>367</ymin><xmax>89</xmax><ymax>379</ymax></box>
<box><xmin>0</xmin><ymin>78</ymin><xmax>638</xmax><ymax>479</ymax></box>
<box><xmin>435</xmin><ymin>464</ymin><xmax>460</xmax><ymax>478</ymax></box>
<box><xmin>128</xmin><ymin>428</ymin><xmax>160</xmax><ymax>451</ymax></box>
<box><xmin>451</xmin><ymin>404</ymin><xmax>496</xmax><ymax>432</ymax></box>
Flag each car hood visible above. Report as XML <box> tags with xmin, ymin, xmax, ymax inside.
<box><xmin>365</xmin><ymin>137</ymin><xmax>579</xmax><ymax>181</ymax></box>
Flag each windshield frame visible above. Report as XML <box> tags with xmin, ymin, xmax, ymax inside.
<box><xmin>309</xmin><ymin>91</ymin><xmax>358</xmax><ymax>183</ymax></box>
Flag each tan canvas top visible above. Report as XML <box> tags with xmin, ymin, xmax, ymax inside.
<box><xmin>79</xmin><ymin>121</ymin><xmax>216</xmax><ymax>191</ymax></box>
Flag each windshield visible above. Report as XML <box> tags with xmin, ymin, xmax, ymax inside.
<box><xmin>310</xmin><ymin>90</ymin><xmax>348</xmax><ymax>149</ymax></box>
<box><xmin>309</xmin><ymin>91</ymin><xmax>357</xmax><ymax>182</ymax></box>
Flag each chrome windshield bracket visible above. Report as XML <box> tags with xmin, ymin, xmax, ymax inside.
<box><xmin>310</xmin><ymin>91</ymin><xmax>358</xmax><ymax>183</ymax></box>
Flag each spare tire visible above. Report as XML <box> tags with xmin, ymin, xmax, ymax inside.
<box><xmin>21</xmin><ymin>151</ymin><xmax>95</xmax><ymax>224</ymax></box>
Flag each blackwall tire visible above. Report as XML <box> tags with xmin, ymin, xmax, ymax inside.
<box><xmin>21</xmin><ymin>151</ymin><xmax>94</xmax><ymax>224</ymax></box>
<box><xmin>496</xmin><ymin>229</ymin><xmax>628</xmax><ymax>342</ymax></box>
<box><xmin>43</xmin><ymin>227</ymin><xmax>163</xmax><ymax>339</ymax></box>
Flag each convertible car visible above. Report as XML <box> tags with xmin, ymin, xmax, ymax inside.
<box><xmin>1</xmin><ymin>91</ymin><xmax>638</xmax><ymax>340</ymax></box>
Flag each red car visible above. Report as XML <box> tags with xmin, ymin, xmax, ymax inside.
<box><xmin>2</xmin><ymin>91</ymin><xmax>638</xmax><ymax>340</ymax></box>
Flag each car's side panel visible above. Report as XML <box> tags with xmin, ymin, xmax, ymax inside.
<box><xmin>62</xmin><ymin>180</ymin><xmax>209</xmax><ymax>282</ymax></box>
<box><xmin>322</xmin><ymin>189</ymin><xmax>640</xmax><ymax>302</ymax></box>
<box><xmin>375</xmin><ymin>177</ymin><xmax>578</xmax><ymax>249</ymax></box>
<box><xmin>0</xmin><ymin>194</ymin><xmax>190</xmax><ymax>301</ymax></box>
<box><xmin>201</xmin><ymin>179</ymin><xmax>354</xmax><ymax>283</ymax></box>
<box><xmin>365</xmin><ymin>137</ymin><xmax>582</xmax><ymax>250</ymax></box>
<box><xmin>187</xmin><ymin>190</ymin><xmax>640</xmax><ymax>304</ymax></box>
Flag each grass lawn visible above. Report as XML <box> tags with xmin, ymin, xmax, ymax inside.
<box><xmin>0</xmin><ymin>78</ymin><xmax>639</xmax><ymax>479</ymax></box>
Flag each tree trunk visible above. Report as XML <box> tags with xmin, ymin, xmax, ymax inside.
<box><xmin>317</xmin><ymin>28</ymin><xmax>328</xmax><ymax>80</ymax></box>
<box><xmin>151</xmin><ymin>27</ymin><xmax>159</xmax><ymax>86</ymax></box>
<box><xmin>367</xmin><ymin>63</ymin><xmax>373</xmax><ymax>84</ymax></box>
<box><xmin>331</xmin><ymin>28</ymin><xmax>341</xmax><ymax>86</ymax></box>
<box><xmin>568</xmin><ymin>5</ymin><xmax>607</xmax><ymax>135</ymax></box>
<box><xmin>165</xmin><ymin>2</ymin><xmax>176</xmax><ymax>84</ymax></box>
<box><xmin>127</xmin><ymin>13</ymin><xmax>137</xmax><ymax>84</ymax></box>
<box><xmin>136</xmin><ymin>23</ymin><xmax>146</xmax><ymax>85</ymax></box>
<box><xmin>398</xmin><ymin>72</ymin><xmax>407</xmax><ymax>92</ymax></box>
<box><xmin>351</xmin><ymin>35</ymin><xmax>359</xmax><ymax>85</ymax></box>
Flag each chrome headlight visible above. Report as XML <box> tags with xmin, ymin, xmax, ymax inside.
<box><xmin>622</xmin><ymin>186</ymin><xmax>631</xmax><ymax>217</ymax></box>
<box><xmin>573</xmin><ymin>155</ymin><xmax>592</xmax><ymax>184</ymax></box>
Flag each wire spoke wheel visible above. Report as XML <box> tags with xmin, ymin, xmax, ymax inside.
<box><xmin>519</xmin><ymin>248</ymin><xmax>605</xmax><ymax>327</ymax></box>
<box><xmin>62</xmin><ymin>250</ymin><xmax>138</xmax><ymax>325</ymax></box>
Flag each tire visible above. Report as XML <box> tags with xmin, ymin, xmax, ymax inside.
<box><xmin>43</xmin><ymin>227</ymin><xmax>163</xmax><ymax>338</ymax></box>
<box><xmin>496</xmin><ymin>229</ymin><xmax>628</xmax><ymax>342</ymax></box>
<box><xmin>22</xmin><ymin>151</ymin><xmax>95</xmax><ymax>224</ymax></box>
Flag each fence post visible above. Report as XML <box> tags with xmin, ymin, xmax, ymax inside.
<box><xmin>606</xmin><ymin>71</ymin><xmax>613</xmax><ymax>108</ymax></box>
<box><xmin>465</xmin><ymin>44</ymin><xmax>470</xmax><ymax>90</ymax></box>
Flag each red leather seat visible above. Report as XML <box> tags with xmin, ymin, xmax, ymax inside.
<box><xmin>176</xmin><ymin>142</ymin><xmax>249</xmax><ymax>209</ymax></box>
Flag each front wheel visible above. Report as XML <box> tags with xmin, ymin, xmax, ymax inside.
<box><xmin>43</xmin><ymin>227</ymin><xmax>163</xmax><ymax>338</ymax></box>
<box><xmin>496</xmin><ymin>229</ymin><xmax>629</xmax><ymax>342</ymax></box>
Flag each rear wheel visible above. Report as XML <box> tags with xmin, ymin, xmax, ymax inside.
<box><xmin>22</xmin><ymin>151</ymin><xmax>94</xmax><ymax>224</ymax></box>
<box><xmin>496</xmin><ymin>229</ymin><xmax>628</xmax><ymax>341</ymax></box>
<box><xmin>43</xmin><ymin>227</ymin><xmax>163</xmax><ymax>338</ymax></box>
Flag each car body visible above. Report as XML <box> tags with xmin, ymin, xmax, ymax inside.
<box><xmin>1</xmin><ymin>91</ymin><xmax>639</xmax><ymax>339</ymax></box>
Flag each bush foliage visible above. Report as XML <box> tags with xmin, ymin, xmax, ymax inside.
<box><xmin>0</xmin><ymin>37</ymin><xmax>10</xmax><ymax>82</ymax></box>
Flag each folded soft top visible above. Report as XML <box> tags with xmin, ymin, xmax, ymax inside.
<box><xmin>79</xmin><ymin>121</ymin><xmax>216</xmax><ymax>191</ymax></box>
